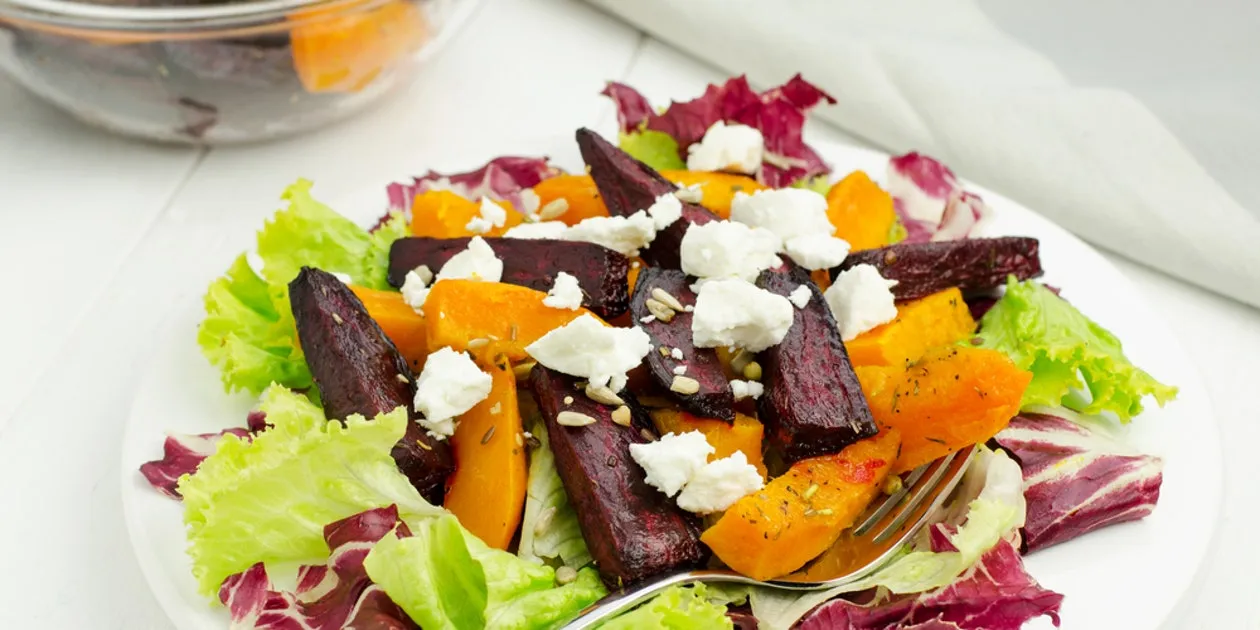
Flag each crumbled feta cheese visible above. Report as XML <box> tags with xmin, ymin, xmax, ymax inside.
<box><xmin>691</xmin><ymin>279</ymin><xmax>794</xmax><ymax>352</ymax></box>
<box><xmin>563</xmin><ymin>211</ymin><xmax>657</xmax><ymax>256</ymax></box>
<box><xmin>784</xmin><ymin>234</ymin><xmax>850</xmax><ymax>271</ymax></box>
<box><xmin>503</xmin><ymin>221</ymin><xmax>568</xmax><ymax>240</ymax></box>
<box><xmin>436</xmin><ymin>236</ymin><xmax>503</xmax><ymax>283</ymax></box>
<box><xmin>639</xmin><ymin>314</ymin><xmax>656</xmax><ymax>324</ymax></box>
<box><xmin>730</xmin><ymin>188</ymin><xmax>833</xmax><ymax>244</ymax></box>
<box><xmin>543</xmin><ymin>272</ymin><xmax>584</xmax><ymax>311</ymax></box>
<box><xmin>679</xmin><ymin>221</ymin><xmax>781</xmax><ymax>282</ymax></box>
<box><xmin>788</xmin><ymin>284</ymin><xmax>812</xmax><ymax>309</ymax></box>
<box><xmin>670</xmin><ymin>347</ymin><xmax>684</xmax><ymax>360</ymax></box>
<box><xmin>825</xmin><ymin>264</ymin><xmax>899</xmax><ymax>341</ymax></box>
<box><xmin>730</xmin><ymin>379</ymin><xmax>764</xmax><ymax>401</ymax></box>
<box><xmin>400</xmin><ymin>268</ymin><xmax>433</xmax><ymax>314</ymax></box>
<box><xmin>686</xmin><ymin>121</ymin><xmax>764</xmax><ymax>174</ymax></box>
<box><xmin>465</xmin><ymin>197</ymin><xmax>508</xmax><ymax>234</ymax></box>
<box><xmin>525</xmin><ymin>314</ymin><xmax>651</xmax><ymax>391</ymax></box>
<box><xmin>673</xmin><ymin>365</ymin><xmax>687</xmax><ymax>375</ymax></box>
<box><xmin>646</xmin><ymin>192</ymin><xmax>683</xmax><ymax>230</ymax></box>
<box><xmin>331</xmin><ymin>271</ymin><xmax>353</xmax><ymax>284</ymax></box>
<box><xmin>413</xmin><ymin>347</ymin><xmax>493</xmax><ymax>439</ymax></box>
<box><xmin>675</xmin><ymin>451</ymin><xmax>764</xmax><ymax>514</ymax></box>
<box><xmin>629</xmin><ymin>431</ymin><xmax>714</xmax><ymax>498</ymax></box>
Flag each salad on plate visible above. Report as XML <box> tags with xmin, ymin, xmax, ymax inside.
<box><xmin>139</xmin><ymin>75</ymin><xmax>1176</xmax><ymax>630</ymax></box>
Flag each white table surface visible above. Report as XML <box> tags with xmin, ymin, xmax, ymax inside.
<box><xmin>1</xmin><ymin>0</ymin><xmax>1257</xmax><ymax>627</ymax></box>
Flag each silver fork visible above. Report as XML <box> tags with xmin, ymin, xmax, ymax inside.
<box><xmin>560</xmin><ymin>447</ymin><xmax>977</xmax><ymax>630</ymax></box>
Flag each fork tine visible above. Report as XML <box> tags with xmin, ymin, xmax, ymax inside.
<box><xmin>871</xmin><ymin>451</ymin><xmax>959</xmax><ymax>544</ymax></box>
<box><xmin>851</xmin><ymin>462</ymin><xmax>931</xmax><ymax>536</ymax></box>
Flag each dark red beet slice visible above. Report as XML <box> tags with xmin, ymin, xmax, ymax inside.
<box><xmin>290</xmin><ymin>267</ymin><xmax>454</xmax><ymax>504</ymax></box>
<box><xmin>529</xmin><ymin>365</ymin><xmax>706</xmax><ymax>587</ymax></box>
<box><xmin>387</xmin><ymin>237</ymin><xmax>629</xmax><ymax>319</ymax></box>
<box><xmin>833</xmin><ymin>237</ymin><xmax>1042</xmax><ymax>301</ymax></box>
<box><xmin>630</xmin><ymin>268</ymin><xmax>734</xmax><ymax>422</ymax></box>
<box><xmin>756</xmin><ymin>263</ymin><xmax>878</xmax><ymax>462</ymax></box>
<box><xmin>576</xmin><ymin>128</ymin><xmax>719</xmax><ymax>269</ymax></box>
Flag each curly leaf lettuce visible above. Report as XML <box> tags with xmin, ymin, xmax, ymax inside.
<box><xmin>517</xmin><ymin>413</ymin><xmax>593</xmax><ymax>569</ymax></box>
<box><xmin>599</xmin><ymin>584</ymin><xmax>738</xmax><ymax>630</ymax></box>
<box><xmin>198</xmin><ymin>179</ymin><xmax>407</xmax><ymax>395</ymax></box>
<box><xmin>364</xmin><ymin>517</ymin><xmax>605</xmax><ymax>630</ymax></box>
<box><xmin>178</xmin><ymin>385</ymin><xmax>441</xmax><ymax>596</ymax></box>
<box><xmin>618</xmin><ymin>130</ymin><xmax>687</xmax><ymax>172</ymax></box>
<box><xmin>979</xmin><ymin>279</ymin><xmax>1177</xmax><ymax>421</ymax></box>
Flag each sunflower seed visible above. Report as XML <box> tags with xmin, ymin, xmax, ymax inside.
<box><xmin>556</xmin><ymin>411</ymin><xmax>596</xmax><ymax>427</ymax></box>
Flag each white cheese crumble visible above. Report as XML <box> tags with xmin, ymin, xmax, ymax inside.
<box><xmin>331</xmin><ymin>271</ymin><xmax>353</xmax><ymax>284</ymax></box>
<box><xmin>525</xmin><ymin>314</ymin><xmax>651</xmax><ymax>391</ymax></box>
<box><xmin>400</xmin><ymin>267</ymin><xmax>434</xmax><ymax>314</ymax></box>
<box><xmin>563</xmin><ymin>211</ymin><xmax>657</xmax><ymax>256</ymax></box>
<box><xmin>788</xmin><ymin>284</ymin><xmax>813</xmax><ymax>309</ymax></box>
<box><xmin>503</xmin><ymin>221</ymin><xmax>568</xmax><ymax>240</ymax></box>
<box><xmin>675</xmin><ymin>451</ymin><xmax>764</xmax><ymax>514</ymax></box>
<box><xmin>730</xmin><ymin>188</ymin><xmax>833</xmax><ymax>243</ymax></box>
<box><xmin>825</xmin><ymin>264</ymin><xmax>899</xmax><ymax>341</ymax></box>
<box><xmin>673</xmin><ymin>365</ymin><xmax>688</xmax><ymax>375</ymax></box>
<box><xmin>784</xmin><ymin>234</ymin><xmax>850</xmax><ymax>271</ymax></box>
<box><xmin>730</xmin><ymin>379</ymin><xmax>764</xmax><ymax>401</ymax></box>
<box><xmin>646</xmin><ymin>192</ymin><xmax>683</xmax><ymax>230</ymax></box>
<box><xmin>436</xmin><ymin>236</ymin><xmax>503</xmax><ymax>283</ymax></box>
<box><xmin>691</xmin><ymin>279</ymin><xmax>794</xmax><ymax>352</ymax></box>
<box><xmin>686</xmin><ymin>121</ymin><xmax>764</xmax><ymax>174</ymax></box>
<box><xmin>413</xmin><ymin>347</ymin><xmax>493</xmax><ymax>439</ymax></box>
<box><xmin>629</xmin><ymin>431</ymin><xmax>714</xmax><ymax>498</ymax></box>
<box><xmin>465</xmin><ymin>197</ymin><xmax>508</xmax><ymax>234</ymax></box>
<box><xmin>543</xmin><ymin>272</ymin><xmax>584</xmax><ymax>311</ymax></box>
<box><xmin>674</xmin><ymin>184</ymin><xmax>704</xmax><ymax>204</ymax></box>
<box><xmin>670</xmin><ymin>347</ymin><xmax>684</xmax><ymax>360</ymax></box>
<box><xmin>679</xmin><ymin>221</ymin><xmax>781</xmax><ymax>283</ymax></box>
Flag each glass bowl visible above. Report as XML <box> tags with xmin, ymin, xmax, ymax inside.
<box><xmin>0</xmin><ymin>0</ymin><xmax>480</xmax><ymax>143</ymax></box>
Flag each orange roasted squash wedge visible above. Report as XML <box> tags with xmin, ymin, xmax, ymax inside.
<box><xmin>660</xmin><ymin>170</ymin><xmax>768</xmax><ymax>219</ymax></box>
<box><xmin>531</xmin><ymin>174</ymin><xmax>610</xmax><ymax>226</ymax></box>
<box><xmin>423</xmin><ymin>280</ymin><xmax>603</xmax><ymax>361</ymax></box>
<box><xmin>701</xmin><ymin>430</ymin><xmax>901</xmax><ymax>581</ymax></box>
<box><xmin>291</xmin><ymin>0</ymin><xmax>427</xmax><ymax>93</ymax></box>
<box><xmin>846</xmin><ymin>288</ymin><xmax>976</xmax><ymax>368</ymax></box>
<box><xmin>650</xmin><ymin>409</ymin><xmax>767</xmax><ymax>478</ymax></box>
<box><xmin>443</xmin><ymin>355</ymin><xmax>528</xmax><ymax>549</ymax></box>
<box><xmin>856</xmin><ymin>346</ymin><xmax>1031</xmax><ymax>474</ymax></box>
<box><xmin>348</xmin><ymin>285</ymin><xmax>428</xmax><ymax>372</ymax></box>
<box><xmin>826</xmin><ymin>171</ymin><xmax>898</xmax><ymax>251</ymax></box>
<box><xmin>409</xmin><ymin>190</ymin><xmax>522</xmax><ymax>238</ymax></box>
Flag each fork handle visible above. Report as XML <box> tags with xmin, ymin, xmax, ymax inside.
<box><xmin>559</xmin><ymin>570</ymin><xmax>758</xmax><ymax>630</ymax></box>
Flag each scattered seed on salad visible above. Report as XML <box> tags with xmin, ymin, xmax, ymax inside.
<box><xmin>526</xmin><ymin>433</ymin><xmax>542</xmax><ymax>449</ymax></box>
<box><xmin>658</xmin><ymin>346</ymin><xmax>672</xmax><ymax>357</ymax></box>
<box><xmin>640</xmin><ymin>428</ymin><xmax>656</xmax><ymax>441</ymax></box>
<box><xmin>729</xmin><ymin>349</ymin><xmax>753</xmax><ymax>374</ymax></box>
<box><xmin>611</xmin><ymin>405</ymin><xmax>632</xmax><ymax>426</ymax></box>
<box><xmin>467</xmin><ymin>338</ymin><xmax>489</xmax><ymax>349</ymax></box>
<box><xmin>651</xmin><ymin>287</ymin><xmax>685</xmax><ymax>312</ymax></box>
<box><xmin>585</xmin><ymin>384</ymin><xmax>625</xmax><ymax>406</ymax></box>
<box><xmin>882</xmin><ymin>475</ymin><xmax>904</xmax><ymax>496</ymax></box>
<box><xmin>509</xmin><ymin>324</ymin><xmax>519</xmax><ymax>341</ymax></box>
<box><xmin>416</xmin><ymin>440</ymin><xmax>432</xmax><ymax>451</ymax></box>
<box><xmin>481</xmin><ymin>425</ymin><xmax>496</xmax><ymax>444</ymax></box>
<box><xmin>515</xmin><ymin>432</ymin><xmax>524</xmax><ymax>447</ymax></box>
<box><xmin>670</xmin><ymin>347</ymin><xmax>684</xmax><ymax>360</ymax></box>
<box><xmin>802</xmin><ymin>483</ymin><xmax>819</xmax><ymax>501</ymax></box>
<box><xmin>538</xmin><ymin>198</ymin><xmax>570</xmax><ymax>220</ymax></box>
<box><xmin>563</xmin><ymin>395</ymin><xmax>574</xmax><ymax>405</ymax></box>
<box><xmin>395</xmin><ymin>374</ymin><xmax>410</xmax><ymax>384</ymax></box>
<box><xmin>331</xmin><ymin>313</ymin><xmax>344</xmax><ymax>325</ymax></box>
<box><xmin>640</xmin><ymin>314</ymin><xmax>657</xmax><ymax>324</ymax></box>
<box><xmin>490</xmin><ymin>402</ymin><xmax>502</xmax><ymax>415</ymax></box>
<box><xmin>556</xmin><ymin>411</ymin><xmax>596</xmax><ymax>427</ymax></box>
<box><xmin>674</xmin><ymin>186</ymin><xmax>703</xmax><ymax>204</ymax></box>
<box><xmin>644</xmin><ymin>298</ymin><xmax>676</xmax><ymax>322</ymax></box>
<box><xmin>605</xmin><ymin>455</ymin><xmax>617</xmax><ymax>467</ymax></box>
<box><xmin>742</xmin><ymin>361</ymin><xmax>763</xmax><ymax>381</ymax></box>
<box><xmin>631</xmin><ymin>261</ymin><xmax>641</xmax><ymax>269</ymax></box>
<box><xmin>513</xmin><ymin>361</ymin><xmax>537</xmax><ymax>379</ymax></box>
<box><xmin>670</xmin><ymin>375</ymin><xmax>701</xmax><ymax>395</ymax></box>
<box><xmin>815</xmin><ymin>508</ymin><xmax>834</xmax><ymax>516</ymax></box>
<box><xmin>683</xmin><ymin>305</ymin><xmax>694</xmax><ymax>312</ymax></box>
<box><xmin>556</xmin><ymin>566</ymin><xmax>579</xmax><ymax>585</ymax></box>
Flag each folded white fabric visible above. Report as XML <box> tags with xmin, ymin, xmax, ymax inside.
<box><xmin>587</xmin><ymin>0</ymin><xmax>1260</xmax><ymax>307</ymax></box>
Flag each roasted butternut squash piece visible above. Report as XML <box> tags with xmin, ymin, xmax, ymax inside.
<box><xmin>845</xmin><ymin>288</ymin><xmax>975</xmax><ymax>367</ymax></box>
<box><xmin>700</xmin><ymin>430</ymin><xmax>901</xmax><ymax>580</ymax></box>
<box><xmin>650</xmin><ymin>409</ymin><xmax>767</xmax><ymax>478</ymax></box>
<box><xmin>825</xmin><ymin>171</ymin><xmax>898</xmax><ymax>251</ymax></box>
<box><xmin>409</xmin><ymin>190</ymin><xmax>521</xmax><ymax>238</ymax></box>
<box><xmin>347</xmin><ymin>285</ymin><xmax>428</xmax><ymax>372</ymax></box>
<box><xmin>856</xmin><ymin>346</ymin><xmax>1030</xmax><ymax>473</ymax></box>
<box><xmin>443</xmin><ymin>355</ymin><xmax>528</xmax><ymax>549</ymax></box>
<box><xmin>660</xmin><ymin>170</ymin><xmax>768</xmax><ymax>219</ymax></box>
<box><xmin>531</xmin><ymin>174</ymin><xmax>610</xmax><ymax>226</ymax></box>
<box><xmin>423</xmin><ymin>280</ymin><xmax>603</xmax><ymax>361</ymax></box>
<box><xmin>291</xmin><ymin>0</ymin><xmax>427</xmax><ymax>93</ymax></box>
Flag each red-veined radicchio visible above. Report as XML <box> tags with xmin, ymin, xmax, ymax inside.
<box><xmin>385</xmin><ymin>156</ymin><xmax>562</xmax><ymax>217</ymax></box>
<box><xmin>887</xmin><ymin>152</ymin><xmax>991</xmax><ymax>242</ymax></box>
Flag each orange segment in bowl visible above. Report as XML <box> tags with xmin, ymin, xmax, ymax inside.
<box><xmin>291</xmin><ymin>0</ymin><xmax>428</xmax><ymax>93</ymax></box>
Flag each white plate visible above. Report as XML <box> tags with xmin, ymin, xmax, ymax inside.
<box><xmin>120</xmin><ymin>139</ymin><xmax>1223</xmax><ymax>630</ymax></box>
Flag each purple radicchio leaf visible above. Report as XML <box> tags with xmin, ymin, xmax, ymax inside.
<box><xmin>219</xmin><ymin>505</ymin><xmax>419</xmax><ymax>630</ymax></box>
<box><xmin>384</xmin><ymin>156</ymin><xmax>563</xmax><ymax>218</ymax></box>
<box><xmin>600</xmin><ymin>75</ymin><xmax>836</xmax><ymax>188</ymax></box>
<box><xmin>994</xmin><ymin>411</ymin><xmax>1164</xmax><ymax>553</ymax></box>
<box><xmin>798</xmin><ymin>526</ymin><xmax>1062</xmax><ymax>630</ymax></box>
<box><xmin>887</xmin><ymin>152</ymin><xmax>992</xmax><ymax>243</ymax></box>
<box><xmin>138</xmin><ymin>427</ymin><xmax>251</xmax><ymax>500</ymax></box>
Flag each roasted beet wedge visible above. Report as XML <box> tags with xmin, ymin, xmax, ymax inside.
<box><xmin>290</xmin><ymin>267</ymin><xmax>454</xmax><ymax>503</ymax></box>
<box><xmin>630</xmin><ymin>268</ymin><xmax>734</xmax><ymax>422</ymax></box>
<box><xmin>576</xmin><ymin>128</ymin><xmax>718</xmax><ymax>269</ymax></box>
<box><xmin>756</xmin><ymin>264</ymin><xmax>879</xmax><ymax>462</ymax></box>
<box><xmin>529</xmin><ymin>365</ymin><xmax>706</xmax><ymax>586</ymax></box>
<box><xmin>387</xmin><ymin>237</ymin><xmax>630</xmax><ymax>319</ymax></box>
<box><xmin>833</xmin><ymin>237</ymin><xmax>1042</xmax><ymax>301</ymax></box>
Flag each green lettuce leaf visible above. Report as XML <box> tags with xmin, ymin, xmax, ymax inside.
<box><xmin>197</xmin><ymin>179</ymin><xmax>407</xmax><ymax>394</ymax></box>
<box><xmin>517</xmin><ymin>413</ymin><xmax>593</xmax><ymax>569</ymax></box>
<box><xmin>178</xmin><ymin>386</ymin><xmax>441</xmax><ymax>596</ymax></box>
<box><xmin>599</xmin><ymin>584</ymin><xmax>735</xmax><ymax>630</ymax></box>
<box><xmin>364</xmin><ymin>517</ymin><xmax>605</xmax><ymax>630</ymax></box>
<box><xmin>979</xmin><ymin>278</ymin><xmax>1177</xmax><ymax>421</ymax></box>
<box><xmin>618</xmin><ymin>130</ymin><xmax>687</xmax><ymax>172</ymax></box>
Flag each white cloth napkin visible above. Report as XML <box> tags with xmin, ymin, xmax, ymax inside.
<box><xmin>587</xmin><ymin>0</ymin><xmax>1260</xmax><ymax>308</ymax></box>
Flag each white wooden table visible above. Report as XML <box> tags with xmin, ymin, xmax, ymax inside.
<box><xmin>1</xmin><ymin>0</ymin><xmax>1257</xmax><ymax>626</ymax></box>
